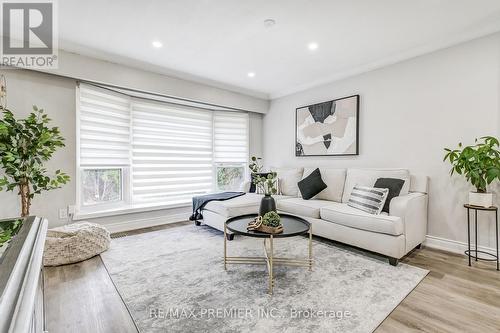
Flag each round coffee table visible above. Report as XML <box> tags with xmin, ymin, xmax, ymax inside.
<box><xmin>224</xmin><ymin>213</ymin><xmax>313</xmax><ymax>295</ymax></box>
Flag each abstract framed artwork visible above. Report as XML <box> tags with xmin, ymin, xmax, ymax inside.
<box><xmin>295</xmin><ymin>94</ymin><xmax>359</xmax><ymax>156</ymax></box>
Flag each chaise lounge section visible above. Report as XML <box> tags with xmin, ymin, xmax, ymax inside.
<box><xmin>200</xmin><ymin>193</ymin><xmax>293</xmax><ymax>240</ymax></box>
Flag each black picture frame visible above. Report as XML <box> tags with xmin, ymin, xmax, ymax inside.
<box><xmin>295</xmin><ymin>94</ymin><xmax>359</xmax><ymax>157</ymax></box>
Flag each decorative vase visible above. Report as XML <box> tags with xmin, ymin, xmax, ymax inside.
<box><xmin>259</xmin><ymin>194</ymin><xmax>276</xmax><ymax>216</ymax></box>
<box><xmin>469</xmin><ymin>192</ymin><xmax>493</xmax><ymax>208</ymax></box>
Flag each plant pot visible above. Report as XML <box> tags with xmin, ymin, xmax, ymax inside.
<box><xmin>256</xmin><ymin>224</ymin><xmax>283</xmax><ymax>234</ymax></box>
<box><xmin>469</xmin><ymin>191</ymin><xmax>493</xmax><ymax>208</ymax></box>
<box><xmin>259</xmin><ymin>194</ymin><xmax>276</xmax><ymax>216</ymax></box>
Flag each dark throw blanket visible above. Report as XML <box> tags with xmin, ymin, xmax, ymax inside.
<box><xmin>189</xmin><ymin>192</ymin><xmax>245</xmax><ymax>221</ymax></box>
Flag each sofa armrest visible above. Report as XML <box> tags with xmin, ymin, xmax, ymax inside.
<box><xmin>239</xmin><ymin>180</ymin><xmax>251</xmax><ymax>193</ymax></box>
<box><xmin>389</xmin><ymin>192</ymin><xmax>428</xmax><ymax>253</ymax></box>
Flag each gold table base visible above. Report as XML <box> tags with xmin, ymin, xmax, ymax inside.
<box><xmin>224</xmin><ymin>224</ymin><xmax>313</xmax><ymax>295</ymax></box>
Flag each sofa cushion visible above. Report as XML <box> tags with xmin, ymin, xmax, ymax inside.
<box><xmin>239</xmin><ymin>180</ymin><xmax>251</xmax><ymax>192</ymax></box>
<box><xmin>277</xmin><ymin>198</ymin><xmax>334</xmax><ymax>219</ymax></box>
<box><xmin>203</xmin><ymin>193</ymin><xmax>291</xmax><ymax>218</ymax></box>
<box><xmin>297</xmin><ymin>168</ymin><xmax>327</xmax><ymax>200</ymax></box>
<box><xmin>320</xmin><ymin>202</ymin><xmax>404</xmax><ymax>236</ymax></box>
<box><xmin>342</xmin><ymin>169</ymin><xmax>410</xmax><ymax>203</ymax></box>
<box><xmin>271</xmin><ymin>167</ymin><xmax>304</xmax><ymax>196</ymax></box>
<box><xmin>302</xmin><ymin>167</ymin><xmax>346</xmax><ymax>202</ymax></box>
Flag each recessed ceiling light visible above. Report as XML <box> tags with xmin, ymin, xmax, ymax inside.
<box><xmin>152</xmin><ymin>41</ymin><xmax>163</xmax><ymax>48</ymax></box>
<box><xmin>264</xmin><ymin>19</ymin><xmax>276</xmax><ymax>28</ymax></box>
<box><xmin>308</xmin><ymin>42</ymin><xmax>318</xmax><ymax>51</ymax></box>
<box><xmin>247</xmin><ymin>72</ymin><xmax>255</xmax><ymax>78</ymax></box>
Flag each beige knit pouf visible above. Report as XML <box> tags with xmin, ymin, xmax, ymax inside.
<box><xmin>43</xmin><ymin>222</ymin><xmax>111</xmax><ymax>266</ymax></box>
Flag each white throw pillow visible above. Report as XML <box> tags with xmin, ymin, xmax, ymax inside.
<box><xmin>271</xmin><ymin>167</ymin><xmax>304</xmax><ymax>196</ymax></box>
<box><xmin>239</xmin><ymin>180</ymin><xmax>251</xmax><ymax>193</ymax></box>
<box><xmin>302</xmin><ymin>168</ymin><xmax>346</xmax><ymax>202</ymax></box>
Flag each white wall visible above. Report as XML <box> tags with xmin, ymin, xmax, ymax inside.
<box><xmin>249</xmin><ymin>112</ymin><xmax>263</xmax><ymax>158</ymax></box>
<box><xmin>0</xmin><ymin>66</ymin><xmax>264</xmax><ymax>228</ymax></box>
<box><xmin>264</xmin><ymin>33</ymin><xmax>500</xmax><ymax>248</ymax></box>
<box><xmin>0</xmin><ymin>70</ymin><xmax>76</xmax><ymax>225</ymax></box>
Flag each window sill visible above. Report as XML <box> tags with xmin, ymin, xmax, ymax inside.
<box><xmin>74</xmin><ymin>202</ymin><xmax>190</xmax><ymax>220</ymax></box>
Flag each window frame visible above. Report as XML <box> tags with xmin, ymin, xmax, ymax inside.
<box><xmin>79</xmin><ymin>166</ymin><xmax>129</xmax><ymax>209</ymax></box>
<box><xmin>214</xmin><ymin>162</ymin><xmax>247</xmax><ymax>192</ymax></box>
<box><xmin>75</xmin><ymin>83</ymin><xmax>250</xmax><ymax>217</ymax></box>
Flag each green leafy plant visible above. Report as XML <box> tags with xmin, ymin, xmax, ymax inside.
<box><xmin>0</xmin><ymin>219</ymin><xmax>23</xmax><ymax>247</ymax></box>
<box><xmin>248</xmin><ymin>156</ymin><xmax>263</xmax><ymax>173</ymax></box>
<box><xmin>262</xmin><ymin>211</ymin><xmax>281</xmax><ymax>227</ymax></box>
<box><xmin>248</xmin><ymin>156</ymin><xmax>277</xmax><ymax>195</ymax></box>
<box><xmin>443</xmin><ymin>136</ymin><xmax>500</xmax><ymax>192</ymax></box>
<box><xmin>0</xmin><ymin>106</ymin><xmax>70</xmax><ymax>216</ymax></box>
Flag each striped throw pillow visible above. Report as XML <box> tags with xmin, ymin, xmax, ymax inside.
<box><xmin>347</xmin><ymin>185</ymin><xmax>389</xmax><ymax>215</ymax></box>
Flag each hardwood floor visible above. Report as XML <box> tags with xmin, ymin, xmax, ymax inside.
<box><xmin>43</xmin><ymin>221</ymin><xmax>190</xmax><ymax>333</ymax></box>
<box><xmin>44</xmin><ymin>222</ymin><xmax>500</xmax><ymax>333</ymax></box>
<box><xmin>44</xmin><ymin>256</ymin><xmax>138</xmax><ymax>333</ymax></box>
<box><xmin>376</xmin><ymin>247</ymin><xmax>500</xmax><ymax>333</ymax></box>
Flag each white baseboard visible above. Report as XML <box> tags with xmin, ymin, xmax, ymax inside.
<box><xmin>104</xmin><ymin>213</ymin><xmax>188</xmax><ymax>233</ymax></box>
<box><xmin>424</xmin><ymin>235</ymin><xmax>497</xmax><ymax>255</ymax></box>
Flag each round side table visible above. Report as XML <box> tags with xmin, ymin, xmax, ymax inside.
<box><xmin>464</xmin><ymin>204</ymin><xmax>498</xmax><ymax>271</ymax></box>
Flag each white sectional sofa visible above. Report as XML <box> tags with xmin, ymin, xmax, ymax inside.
<box><xmin>197</xmin><ymin>168</ymin><xmax>428</xmax><ymax>265</ymax></box>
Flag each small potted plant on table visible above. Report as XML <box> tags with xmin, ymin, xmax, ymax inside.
<box><xmin>444</xmin><ymin>136</ymin><xmax>500</xmax><ymax>207</ymax></box>
<box><xmin>247</xmin><ymin>211</ymin><xmax>283</xmax><ymax>234</ymax></box>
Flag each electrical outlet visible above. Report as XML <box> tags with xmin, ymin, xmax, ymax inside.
<box><xmin>59</xmin><ymin>208</ymin><xmax>68</xmax><ymax>219</ymax></box>
<box><xmin>67</xmin><ymin>205</ymin><xmax>76</xmax><ymax>215</ymax></box>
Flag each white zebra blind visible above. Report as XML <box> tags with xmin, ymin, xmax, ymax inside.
<box><xmin>78</xmin><ymin>85</ymin><xmax>131</xmax><ymax>166</ymax></box>
<box><xmin>213</xmin><ymin>112</ymin><xmax>249</xmax><ymax>164</ymax></box>
<box><xmin>131</xmin><ymin>100</ymin><xmax>214</xmax><ymax>205</ymax></box>
<box><xmin>78</xmin><ymin>83</ymin><xmax>250</xmax><ymax>208</ymax></box>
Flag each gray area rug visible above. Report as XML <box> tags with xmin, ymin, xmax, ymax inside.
<box><xmin>101</xmin><ymin>225</ymin><xmax>428</xmax><ymax>333</ymax></box>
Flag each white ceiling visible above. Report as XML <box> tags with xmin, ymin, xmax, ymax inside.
<box><xmin>58</xmin><ymin>0</ymin><xmax>500</xmax><ymax>99</ymax></box>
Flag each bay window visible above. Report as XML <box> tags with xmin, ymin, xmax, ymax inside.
<box><xmin>76</xmin><ymin>83</ymin><xmax>249</xmax><ymax>214</ymax></box>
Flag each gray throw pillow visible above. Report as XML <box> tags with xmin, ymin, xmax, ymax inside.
<box><xmin>374</xmin><ymin>178</ymin><xmax>405</xmax><ymax>213</ymax></box>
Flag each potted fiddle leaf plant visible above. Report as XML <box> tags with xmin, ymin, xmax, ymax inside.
<box><xmin>248</xmin><ymin>156</ymin><xmax>278</xmax><ymax>216</ymax></box>
<box><xmin>443</xmin><ymin>136</ymin><xmax>500</xmax><ymax>207</ymax></box>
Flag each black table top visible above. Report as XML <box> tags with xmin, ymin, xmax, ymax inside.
<box><xmin>225</xmin><ymin>213</ymin><xmax>310</xmax><ymax>238</ymax></box>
